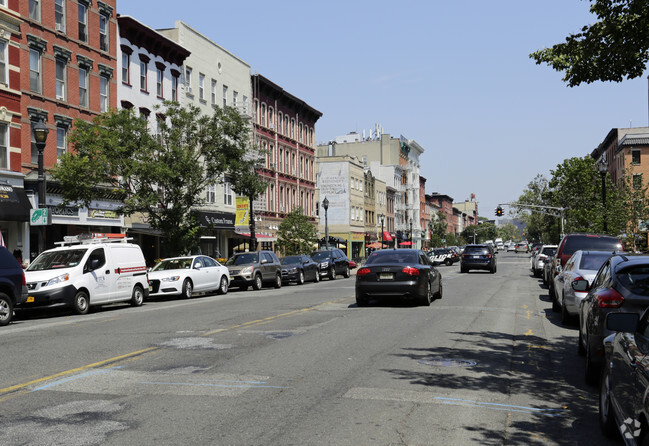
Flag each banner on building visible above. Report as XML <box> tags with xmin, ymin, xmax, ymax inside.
<box><xmin>235</xmin><ymin>196</ymin><xmax>250</xmax><ymax>232</ymax></box>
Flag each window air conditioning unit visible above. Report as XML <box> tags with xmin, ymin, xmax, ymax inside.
<box><xmin>186</xmin><ymin>86</ymin><xmax>193</xmax><ymax>94</ymax></box>
<box><xmin>55</xmin><ymin>23</ymin><xmax>64</xmax><ymax>32</ymax></box>
<box><xmin>269</xmin><ymin>123</ymin><xmax>274</xmax><ymax>130</ymax></box>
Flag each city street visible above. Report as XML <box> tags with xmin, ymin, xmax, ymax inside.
<box><xmin>0</xmin><ymin>252</ymin><xmax>620</xmax><ymax>445</ymax></box>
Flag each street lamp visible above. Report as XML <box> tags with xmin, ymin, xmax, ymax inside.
<box><xmin>33</xmin><ymin>120</ymin><xmax>49</xmax><ymax>254</ymax></box>
<box><xmin>597</xmin><ymin>158</ymin><xmax>608</xmax><ymax>233</ymax></box>
<box><xmin>323</xmin><ymin>197</ymin><xmax>329</xmax><ymax>249</ymax></box>
<box><xmin>379</xmin><ymin>213</ymin><xmax>385</xmax><ymax>248</ymax></box>
<box><xmin>409</xmin><ymin>218</ymin><xmax>413</xmax><ymax>249</ymax></box>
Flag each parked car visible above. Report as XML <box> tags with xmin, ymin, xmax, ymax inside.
<box><xmin>280</xmin><ymin>255</ymin><xmax>319</xmax><ymax>285</ymax></box>
<box><xmin>355</xmin><ymin>249</ymin><xmax>442</xmax><ymax>306</ymax></box>
<box><xmin>530</xmin><ymin>245</ymin><xmax>557</xmax><ymax>277</ymax></box>
<box><xmin>549</xmin><ymin>233</ymin><xmax>622</xmax><ymax>305</ymax></box>
<box><xmin>577</xmin><ymin>254</ymin><xmax>649</xmax><ymax>385</ymax></box>
<box><xmin>148</xmin><ymin>255</ymin><xmax>229</xmax><ymax>298</ymax></box>
<box><xmin>460</xmin><ymin>244</ymin><xmax>497</xmax><ymax>273</ymax></box>
<box><xmin>600</xmin><ymin>311</ymin><xmax>649</xmax><ymax>444</ymax></box>
<box><xmin>428</xmin><ymin>248</ymin><xmax>459</xmax><ymax>266</ymax></box>
<box><xmin>515</xmin><ymin>242</ymin><xmax>528</xmax><ymax>253</ymax></box>
<box><xmin>506</xmin><ymin>243</ymin><xmax>516</xmax><ymax>252</ymax></box>
<box><xmin>226</xmin><ymin>251</ymin><xmax>282</xmax><ymax>290</ymax></box>
<box><xmin>552</xmin><ymin>250</ymin><xmax>611</xmax><ymax>323</ymax></box>
<box><xmin>311</xmin><ymin>248</ymin><xmax>351</xmax><ymax>280</ymax></box>
<box><xmin>0</xmin><ymin>246</ymin><xmax>27</xmax><ymax>326</ymax></box>
<box><xmin>24</xmin><ymin>234</ymin><xmax>148</xmax><ymax>315</ymax></box>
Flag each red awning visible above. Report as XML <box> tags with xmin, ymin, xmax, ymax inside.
<box><xmin>382</xmin><ymin>231</ymin><xmax>393</xmax><ymax>241</ymax></box>
<box><xmin>399</xmin><ymin>241</ymin><xmax>412</xmax><ymax>246</ymax></box>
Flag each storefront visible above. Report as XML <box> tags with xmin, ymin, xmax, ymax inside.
<box><xmin>196</xmin><ymin>210</ymin><xmax>235</xmax><ymax>261</ymax></box>
<box><xmin>0</xmin><ymin>179</ymin><xmax>31</xmax><ymax>264</ymax></box>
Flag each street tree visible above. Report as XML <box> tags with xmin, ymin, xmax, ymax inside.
<box><xmin>618</xmin><ymin>170</ymin><xmax>649</xmax><ymax>251</ymax></box>
<box><xmin>429</xmin><ymin>211</ymin><xmax>448</xmax><ymax>247</ymax></box>
<box><xmin>497</xmin><ymin>222</ymin><xmax>521</xmax><ymax>241</ymax></box>
<box><xmin>52</xmin><ymin>103</ymin><xmax>253</xmax><ymax>256</ymax></box>
<box><xmin>514</xmin><ymin>174</ymin><xmax>560</xmax><ymax>243</ymax></box>
<box><xmin>530</xmin><ymin>0</ymin><xmax>649</xmax><ymax>86</ymax></box>
<box><xmin>275</xmin><ymin>207</ymin><xmax>318</xmax><ymax>256</ymax></box>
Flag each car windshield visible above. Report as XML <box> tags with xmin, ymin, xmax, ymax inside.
<box><xmin>365</xmin><ymin>251</ymin><xmax>419</xmax><ymax>265</ymax></box>
<box><xmin>563</xmin><ymin>236</ymin><xmax>621</xmax><ymax>256</ymax></box>
<box><xmin>151</xmin><ymin>258</ymin><xmax>192</xmax><ymax>271</ymax></box>
<box><xmin>579</xmin><ymin>253</ymin><xmax>610</xmax><ymax>271</ymax></box>
<box><xmin>542</xmin><ymin>247</ymin><xmax>557</xmax><ymax>256</ymax></box>
<box><xmin>464</xmin><ymin>246</ymin><xmax>489</xmax><ymax>255</ymax></box>
<box><xmin>617</xmin><ymin>265</ymin><xmax>649</xmax><ymax>296</ymax></box>
<box><xmin>281</xmin><ymin>257</ymin><xmax>301</xmax><ymax>265</ymax></box>
<box><xmin>311</xmin><ymin>252</ymin><xmax>331</xmax><ymax>262</ymax></box>
<box><xmin>27</xmin><ymin>248</ymin><xmax>87</xmax><ymax>271</ymax></box>
<box><xmin>226</xmin><ymin>253</ymin><xmax>259</xmax><ymax>265</ymax></box>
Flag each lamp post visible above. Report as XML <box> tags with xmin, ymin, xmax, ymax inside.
<box><xmin>33</xmin><ymin>120</ymin><xmax>49</xmax><ymax>254</ymax></box>
<box><xmin>597</xmin><ymin>158</ymin><xmax>608</xmax><ymax>233</ymax></box>
<box><xmin>409</xmin><ymin>218</ymin><xmax>413</xmax><ymax>249</ymax></box>
<box><xmin>323</xmin><ymin>197</ymin><xmax>329</xmax><ymax>249</ymax></box>
<box><xmin>379</xmin><ymin>214</ymin><xmax>385</xmax><ymax>248</ymax></box>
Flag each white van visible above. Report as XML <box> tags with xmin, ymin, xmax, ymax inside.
<box><xmin>23</xmin><ymin>234</ymin><xmax>148</xmax><ymax>315</ymax></box>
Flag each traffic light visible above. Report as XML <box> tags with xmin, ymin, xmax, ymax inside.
<box><xmin>495</xmin><ymin>206</ymin><xmax>504</xmax><ymax>217</ymax></box>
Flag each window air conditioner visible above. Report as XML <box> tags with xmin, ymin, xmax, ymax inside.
<box><xmin>55</xmin><ymin>23</ymin><xmax>64</xmax><ymax>32</ymax></box>
<box><xmin>269</xmin><ymin>123</ymin><xmax>274</xmax><ymax>130</ymax></box>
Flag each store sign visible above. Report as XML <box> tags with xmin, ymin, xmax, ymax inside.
<box><xmin>30</xmin><ymin>208</ymin><xmax>51</xmax><ymax>226</ymax></box>
<box><xmin>48</xmin><ymin>206</ymin><xmax>79</xmax><ymax>217</ymax></box>
<box><xmin>197</xmin><ymin>211</ymin><xmax>235</xmax><ymax>229</ymax></box>
<box><xmin>89</xmin><ymin>209</ymin><xmax>119</xmax><ymax>219</ymax></box>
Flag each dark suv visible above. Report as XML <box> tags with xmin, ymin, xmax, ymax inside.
<box><xmin>311</xmin><ymin>248</ymin><xmax>351</xmax><ymax>280</ymax></box>
<box><xmin>460</xmin><ymin>244</ymin><xmax>496</xmax><ymax>273</ymax></box>
<box><xmin>226</xmin><ymin>250</ymin><xmax>282</xmax><ymax>290</ymax></box>
<box><xmin>548</xmin><ymin>233</ymin><xmax>622</xmax><ymax>308</ymax></box>
<box><xmin>0</xmin><ymin>246</ymin><xmax>27</xmax><ymax>326</ymax></box>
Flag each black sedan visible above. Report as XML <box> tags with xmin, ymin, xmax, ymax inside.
<box><xmin>600</xmin><ymin>311</ymin><xmax>649</xmax><ymax>444</ymax></box>
<box><xmin>280</xmin><ymin>255</ymin><xmax>319</xmax><ymax>285</ymax></box>
<box><xmin>355</xmin><ymin>249</ymin><xmax>442</xmax><ymax>307</ymax></box>
<box><xmin>460</xmin><ymin>244</ymin><xmax>496</xmax><ymax>273</ymax></box>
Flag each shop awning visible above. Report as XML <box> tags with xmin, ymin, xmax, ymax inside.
<box><xmin>0</xmin><ymin>185</ymin><xmax>31</xmax><ymax>222</ymax></box>
<box><xmin>238</xmin><ymin>233</ymin><xmax>277</xmax><ymax>242</ymax></box>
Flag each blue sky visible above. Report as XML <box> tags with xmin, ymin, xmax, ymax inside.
<box><xmin>118</xmin><ymin>0</ymin><xmax>648</xmax><ymax>220</ymax></box>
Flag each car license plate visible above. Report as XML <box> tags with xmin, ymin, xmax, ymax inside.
<box><xmin>379</xmin><ymin>273</ymin><xmax>393</xmax><ymax>280</ymax></box>
<box><xmin>149</xmin><ymin>286</ymin><xmax>152</xmax><ymax>292</ymax></box>
<box><xmin>27</xmin><ymin>296</ymin><xmax>34</xmax><ymax>303</ymax></box>
<box><xmin>473</xmin><ymin>255</ymin><xmax>480</xmax><ymax>259</ymax></box>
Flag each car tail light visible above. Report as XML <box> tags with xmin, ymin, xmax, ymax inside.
<box><xmin>402</xmin><ymin>266</ymin><xmax>420</xmax><ymax>276</ymax></box>
<box><xmin>22</xmin><ymin>271</ymin><xmax>26</xmax><ymax>286</ymax></box>
<box><xmin>357</xmin><ymin>268</ymin><xmax>371</xmax><ymax>277</ymax></box>
<box><xmin>596</xmin><ymin>288</ymin><xmax>624</xmax><ymax>308</ymax></box>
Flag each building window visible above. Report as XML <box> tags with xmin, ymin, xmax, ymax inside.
<box><xmin>156</xmin><ymin>67</ymin><xmax>163</xmax><ymax>98</ymax></box>
<box><xmin>222</xmin><ymin>85</ymin><xmax>228</xmax><ymax>107</ymax></box>
<box><xmin>285</xmin><ymin>116</ymin><xmax>289</xmax><ymax>136</ymax></box>
<box><xmin>56</xmin><ymin>126</ymin><xmax>67</xmax><ymax>158</ymax></box>
<box><xmin>277</xmin><ymin>112</ymin><xmax>283</xmax><ymax>134</ymax></box>
<box><xmin>30</xmin><ymin>121</ymin><xmax>40</xmax><ymax>163</ymax></box>
<box><xmin>139</xmin><ymin>59</ymin><xmax>148</xmax><ymax>91</ymax></box>
<box><xmin>232</xmin><ymin>90</ymin><xmax>238</xmax><ymax>107</ymax></box>
<box><xmin>206</xmin><ymin>183</ymin><xmax>216</xmax><ymax>203</ymax></box>
<box><xmin>99</xmin><ymin>14</ymin><xmax>109</xmax><ymax>51</ymax></box>
<box><xmin>122</xmin><ymin>52</ymin><xmax>130</xmax><ymax>84</ymax></box>
<box><xmin>56</xmin><ymin>58</ymin><xmax>66</xmax><ymax>100</ymax></box>
<box><xmin>261</xmin><ymin>103</ymin><xmax>266</xmax><ymax>126</ymax></box>
<box><xmin>633</xmin><ymin>173</ymin><xmax>643</xmax><ymax>190</ymax></box>
<box><xmin>242</xmin><ymin>96</ymin><xmax>248</xmax><ymax>115</ymax></box>
<box><xmin>30</xmin><ymin>49</ymin><xmax>41</xmax><ymax>93</ymax></box>
<box><xmin>0</xmin><ymin>39</ymin><xmax>6</xmax><ymax>85</ymax></box>
<box><xmin>78</xmin><ymin>2</ymin><xmax>88</xmax><ymax>42</ymax></box>
<box><xmin>224</xmin><ymin>181</ymin><xmax>233</xmax><ymax>205</ymax></box>
<box><xmin>199</xmin><ymin>73</ymin><xmax>205</xmax><ymax>101</ymax></box>
<box><xmin>29</xmin><ymin>0</ymin><xmax>40</xmax><ymax>21</ymax></box>
<box><xmin>632</xmin><ymin>149</ymin><xmax>641</xmax><ymax>165</ymax></box>
<box><xmin>100</xmin><ymin>75</ymin><xmax>109</xmax><ymax>113</ymax></box>
<box><xmin>211</xmin><ymin>79</ymin><xmax>216</xmax><ymax>105</ymax></box>
<box><xmin>0</xmin><ymin>123</ymin><xmax>7</xmax><ymax>170</ymax></box>
<box><xmin>79</xmin><ymin>66</ymin><xmax>89</xmax><ymax>107</ymax></box>
<box><xmin>268</xmin><ymin>107</ymin><xmax>273</xmax><ymax>129</ymax></box>
<box><xmin>184</xmin><ymin>66</ymin><xmax>192</xmax><ymax>93</ymax></box>
<box><xmin>171</xmin><ymin>74</ymin><xmax>178</xmax><ymax>101</ymax></box>
<box><xmin>55</xmin><ymin>0</ymin><xmax>65</xmax><ymax>32</ymax></box>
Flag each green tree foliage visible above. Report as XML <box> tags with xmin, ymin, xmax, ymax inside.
<box><xmin>497</xmin><ymin>223</ymin><xmax>521</xmax><ymax>241</ymax></box>
<box><xmin>275</xmin><ymin>207</ymin><xmax>318</xmax><ymax>256</ymax></box>
<box><xmin>530</xmin><ymin>0</ymin><xmax>649</xmax><ymax>86</ymax></box>
<box><xmin>513</xmin><ymin>174</ymin><xmax>560</xmax><ymax>243</ymax></box>
<box><xmin>460</xmin><ymin>222</ymin><xmax>497</xmax><ymax>244</ymax></box>
<box><xmin>429</xmin><ymin>212</ymin><xmax>448</xmax><ymax>247</ymax></box>
<box><xmin>618</xmin><ymin>170</ymin><xmax>649</xmax><ymax>251</ymax></box>
<box><xmin>52</xmin><ymin>103</ymin><xmax>253</xmax><ymax>256</ymax></box>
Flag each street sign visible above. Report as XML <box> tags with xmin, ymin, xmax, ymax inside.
<box><xmin>30</xmin><ymin>208</ymin><xmax>51</xmax><ymax>226</ymax></box>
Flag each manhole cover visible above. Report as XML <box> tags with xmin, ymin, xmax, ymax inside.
<box><xmin>419</xmin><ymin>358</ymin><xmax>477</xmax><ymax>368</ymax></box>
<box><xmin>265</xmin><ymin>332</ymin><xmax>294</xmax><ymax>340</ymax></box>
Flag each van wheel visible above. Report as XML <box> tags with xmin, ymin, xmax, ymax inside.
<box><xmin>182</xmin><ymin>279</ymin><xmax>193</xmax><ymax>299</ymax></box>
<box><xmin>0</xmin><ymin>292</ymin><xmax>14</xmax><ymax>326</ymax></box>
<box><xmin>217</xmin><ymin>276</ymin><xmax>228</xmax><ymax>295</ymax></box>
<box><xmin>73</xmin><ymin>291</ymin><xmax>90</xmax><ymax>315</ymax></box>
<box><xmin>131</xmin><ymin>285</ymin><xmax>144</xmax><ymax>307</ymax></box>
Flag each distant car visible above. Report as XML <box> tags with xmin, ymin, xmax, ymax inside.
<box><xmin>311</xmin><ymin>249</ymin><xmax>351</xmax><ymax>280</ymax></box>
<box><xmin>530</xmin><ymin>245</ymin><xmax>557</xmax><ymax>277</ymax></box>
<box><xmin>226</xmin><ymin>251</ymin><xmax>282</xmax><ymax>290</ymax></box>
<box><xmin>355</xmin><ymin>249</ymin><xmax>442</xmax><ymax>306</ymax></box>
<box><xmin>0</xmin><ymin>246</ymin><xmax>27</xmax><ymax>326</ymax></box>
<box><xmin>280</xmin><ymin>255</ymin><xmax>319</xmax><ymax>285</ymax></box>
<box><xmin>460</xmin><ymin>244</ymin><xmax>497</xmax><ymax>273</ymax></box>
<box><xmin>577</xmin><ymin>254</ymin><xmax>649</xmax><ymax>385</ymax></box>
<box><xmin>507</xmin><ymin>244</ymin><xmax>516</xmax><ymax>252</ymax></box>
<box><xmin>552</xmin><ymin>250</ymin><xmax>611</xmax><ymax>324</ymax></box>
<box><xmin>148</xmin><ymin>255</ymin><xmax>229</xmax><ymax>298</ymax></box>
<box><xmin>428</xmin><ymin>248</ymin><xmax>459</xmax><ymax>266</ymax></box>
<box><xmin>600</xmin><ymin>311</ymin><xmax>649</xmax><ymax>443</ymax></box>
<box><xmin>515</xmin><ymin>242</ymin><xmax>528</xmax><ymax>253</ymax></box>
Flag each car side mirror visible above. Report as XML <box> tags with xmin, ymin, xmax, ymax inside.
<box><xmin>88</xmin><ymin>258</ymin><xmax>101</xmax><ymax>271</ymax></box>
<box><xmin>261</xmin><ymin>258</ymin><xmax>268</xmax><ymax>264</ymax></box>
<box><xmin>606</xmin><ymin>312</ymin><xmax>639</xmax><ymax>333</ymax></box>
<box><xmin>572</xmin><ymin>278</ymin><xmax>589</xmax><ymax>291</ymax></box>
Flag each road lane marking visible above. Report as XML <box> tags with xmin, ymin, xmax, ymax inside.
<box><xmin>0</xmin><ymin>297</ymin><xmax>351</xmax><ymax>398</ymax></box>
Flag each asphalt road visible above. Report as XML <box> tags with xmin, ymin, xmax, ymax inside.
<box><xmin>0</xmin><ymin>252</ymin><xmax>622</xmax><ymax>445</ymax></box>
